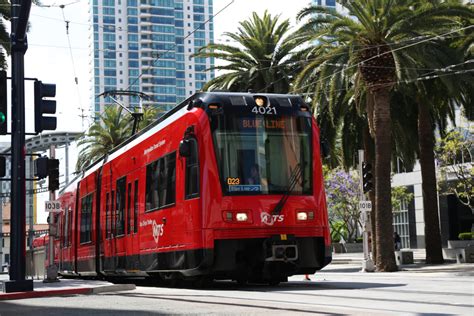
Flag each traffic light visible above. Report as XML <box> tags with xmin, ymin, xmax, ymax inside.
<box><xmin>0</xmin><ymin>156</ymin><xmax>5</xmax><ymax>178</ymax></box>
<box><xmin>34</xmin><ymin>80</ymin><xmax>57</xmax><ymax>133</ymax></box>
<box><xmin>48</xmin><ymin>158</ymin><xmax>60</xmax><ymax>191</ymax></box>
<box><xmin>34</xmin><ymin>156</ymin><xmax>49</xmax><ymax>179</ymax></box>
<box><xmin>362</xmin><ymin>162</ymin><xmax>373</xmax><ymax>193</ymax></box>
<box><xmin>0</xmin><ymin>71</ymin><xmax>7</xmax><ymax>135</ymax></box>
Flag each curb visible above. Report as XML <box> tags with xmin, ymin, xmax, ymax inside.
<box><xmin>0</xmin><ymin>283</ymin><xmax>135</xmax><ymax>301</ymax></box>
<box><xmin>91</xmin><ymin>283</ymin><xmax>136</xmax><ymax>294</ymax></box>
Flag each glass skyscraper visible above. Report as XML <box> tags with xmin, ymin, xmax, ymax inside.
<box><xmin>90</xmin><ymin>0</ymin><xmax>214</xmax><ymax>116</ymax></box>
<box><xmin>311</xmin><ymin>0</ymin><xmax>348</xmax><ymax>16</ymax></box>
<box><xmin>312</xmin><ymin>0</ymin><xmax>336</xmax><ymax>8</ymax></box>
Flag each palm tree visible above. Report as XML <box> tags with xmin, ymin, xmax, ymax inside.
<box><xmin>394</xmin><ymin>0</ymin><xmax>473</xmax><ymax>263</ymax></box>
<box><xmin>0</xmin><ymin>0</ymin><xmax>12</xmax><ymax>70</ymax></box>
<box><xmin>192</xmin><ymin>10</ymin><xmax>302</xmax><ymax>93</ymax></box>
<box><xmin>294</xmin><ymin>0</ymin><xmax>473</xmax><ymax>271</ymax></box>
<box><xmin>76</xmin><ymin>105</ymin><xmax>162</xmax><ymax>172</ymax></box>
<box><xmin>136</xmin><ymin>105</ymin><xmax>161</xmax><ymax>131</ymax></box>
<box><xmin>412</xmin><ymin>52</ymin><xmax>471</xmax><ymax>263</ymax></box>
<box><xmin>75</xmin><ymin>106</ymin><xmax>132</xmax><ymax>172</ymax></box>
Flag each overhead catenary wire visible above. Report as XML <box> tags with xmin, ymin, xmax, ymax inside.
<box><xmin>290</xmin><ymin>24</ymin><xmax>474</xmax><ymax>95</ymax></box>
<box><xmin>298</xmin><ymin>68</ymin><xmax>474</xmax><ymax>97</ymax></box>
<box><xmin>78</xmin><ymin>0</ymin><xmax>236</xmax><ymax>133</ymax></box>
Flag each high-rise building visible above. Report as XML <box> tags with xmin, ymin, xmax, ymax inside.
<box><xmin>310</xmin><ymin>0</ymin><xmax>348</xmax><ymax>15</ymax></box>
<box><xmin>90</xmin><ymin>0</ymin><xmax>215</xmax><ymax>115</ymax></box>
<box><xmin>312</xmin><ymin>0</ymin><xmax>336</xmax><ymax>9</ymax></box>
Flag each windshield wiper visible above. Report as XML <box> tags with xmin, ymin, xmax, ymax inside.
<box><xmin>271</xmin><ymin>163</ymin><xmax>303</xmax><ymax>215</ymax></box>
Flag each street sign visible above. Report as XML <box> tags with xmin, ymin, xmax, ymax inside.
<box><xmin>359</xmin><ymin>200</ymin><xmax>372</xmax><ymax>211</ymax></box>
<box><xmin>45</xmin><ymin>200</ymin><xmax>62</xmax><ymax>213</ymax></box>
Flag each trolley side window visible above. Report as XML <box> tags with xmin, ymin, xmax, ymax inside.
<box><xmin>105</xmin><ymin>192</ymin><xmax>110</xmax><ymax>239</ymax></box>
<box><xmin>62</xmin><ymin>206</ymin><xmax>68</xmax><ymax>247</ymax></box>
<box><xmin>134</xmin><ymin>180</ymin><xmax>139</xmax><ymax>233</ymax></box>
<box><xmin>146</xmin><ymin>152</ymin><xmax>176</xmax><ymax>211</ymax></box>
<box><xmin>127</xmin><ymin>182</ymin><xmax>132</xmax><ymax>235</ymax></box>
<box><xmin>80</xmin><ymin>193</ymin><xmax>93</xmax><ymax>244</ymax></box>
<box><xmin>116</xmin><ymin>177</ymin><xmax>126</xmax><ymax>236</ymax></box>
<box><xmin>185</xmin><ymin>138</ymin><xmax>199</xmax><ymax>199</ymax></box>
<box><xmin>62</xmin><ymin>206</ymin><xmax>72</xmax><ymax>247</ymax></box>
<box><xmin>67</xmin><ymin>207</ymin><xmax>72</xmax><ymax>246</ymax></box>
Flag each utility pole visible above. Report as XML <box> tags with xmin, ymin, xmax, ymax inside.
<box><xmin>359</xmin><ymin>149</ymin><xmax>375</xmax><ymax>272</ymax></box>
<box><xmin>3</xmin><ymin>0</ymin><xmax>34</xmax><ymax>292</ymax></box>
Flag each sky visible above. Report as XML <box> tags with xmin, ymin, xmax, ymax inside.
<box><xmin>4</xmin><ymin>0</ymin><xmax>310</xmax><ymax>223</ymax></box>
<box><xmin>18</xmin><ymin>0</ymin><xmax>310</xmax><ymax>134</ymax></box>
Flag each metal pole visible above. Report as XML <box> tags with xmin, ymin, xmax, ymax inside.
<box><xmin>359</xmin><ymin>149</ymin><xmax>375</xmax><ymax>272</ymax></box>
<box><xmin>65</xmin><ymin>141</ymin><xmax>69</xmax><ymax>186</ymax></box>
<box><xmin>27</xmin><ymin>155</ymin><xmax>34</xmax><ymax>249</ymax></box>
<box><xmin>4</xmin><ymin>0</ymin><xmax>34</xmax><ymax>292</ymax></box>
<box><xmin>44</xmin><ymin>145</ymin><xmax>59</xmax><ymax>283</ymax></box>
<box><xmin>0</xmin><ymin>199</ymin><xmax>3</xmax><ymax>271</ymax></box>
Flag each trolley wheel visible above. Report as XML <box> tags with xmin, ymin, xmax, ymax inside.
<box><xmin>267</xmin><ymin>279</ymin><xmax>280</xmax><ymax>286</ymax></box>
<box><xmin>236</xmin><ymin>278</ymin><xmax>247</xmax><ymax>286</ymax></box>
<box><xmin>193</xmin><ymin>276</ymin><xmax>212</xmax><ymax>288</ymax></box>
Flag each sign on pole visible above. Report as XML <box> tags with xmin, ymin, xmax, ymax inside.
<box><xmin>45</xmin><ymin>200</ymin><xmax>62</xmax><ymax>213</ymax></box>
<box><xmin>359</xmin><ymin>200</ymin><xmax>372</xmax><ymax>212</ymax></box>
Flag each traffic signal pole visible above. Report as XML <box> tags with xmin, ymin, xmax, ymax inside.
<box><xmin>44</xmin><ymin>145</ymin><xmax>59</xmax><ymax>283</ymax></box>
<box><xmin>3</xmin><ymin>0</ymin><xmax>34</xmax><ymax>292</ymax></box>
<box><xmin>359</xmin><ymin>149</ymin><xmax>375</xmax><ymax>272</ymax></box>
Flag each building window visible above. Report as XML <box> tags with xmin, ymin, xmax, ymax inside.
<box><xmin>393</xmin><ymin>195</ymin><xmax>410</xmax><ymax>248</ymax></box>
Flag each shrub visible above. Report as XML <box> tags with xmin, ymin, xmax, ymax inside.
<box><xmin>458</xmin><ymin>232</ymin><xmax>474</xmax><ymax>240</ymax></box>
<box><xmin>355</xmin><ymin>237</ymin><xmax>363</xmax><ymax>243</ymax></box>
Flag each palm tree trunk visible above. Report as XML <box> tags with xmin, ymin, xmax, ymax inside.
<box><xmin>417</xmin><ymin>101</ymin><xmax>444</xmax><ymax>264</ymax></box>
<box><xmin>373</xmin><ymin>88</ymin><xmax>397</xmax><ymax>272</ymax></box>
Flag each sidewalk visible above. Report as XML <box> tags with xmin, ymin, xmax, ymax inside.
<box><xmin>0</xmin><ymin>276</ymin><xmax>135</xmax><ymax>301</ymax></box>
<box><xmin>327</xmin><ymin>248</ymin><xmax>474</xmax><ymax>275</ymax></box>
<box><xmin>331</xmin><ymin>248</ymin><xmax>428</xmax><ymax>263</ymax></box>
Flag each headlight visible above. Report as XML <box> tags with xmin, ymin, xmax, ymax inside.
<box><xmin>236</xmin><ymin>212</ymin><xmax>248</xmax><ymax>222</ymax></box>
<box><xmin>255</xmin><ymin>96</ymin><xmax>266</xmax><ymax>107</ymax></box>
<box><xmin>296</xmin><ymin>211</ymin><xmax>308</xmax><ymax>221</ymax></box>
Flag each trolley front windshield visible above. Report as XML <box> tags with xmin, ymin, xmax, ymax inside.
<box><xmin>212</xmin><ymin>115</ymin><xmax>313</xmax><ymax>195</ymax></box>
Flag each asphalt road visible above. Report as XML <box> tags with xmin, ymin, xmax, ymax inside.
<box><xmin>0</xmin><ymin>264</ymin><xmax>473</xmax><ymax>315</ymax></box>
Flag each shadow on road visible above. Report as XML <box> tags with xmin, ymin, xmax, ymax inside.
<box><xmin>121</xmin><ymin>277</ymin><xmax>405</xmax><ymax>292</ymax></box>
<box><xmin>0</xmin><ymin>301</ymin><xmax>166</xmax><ymax>316</ymax></box>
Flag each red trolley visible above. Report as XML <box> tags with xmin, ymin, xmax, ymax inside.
<box><xmin>54</xmin><ymin>92</ymin><xmax>331</xmax><ymax>285</ymax></box>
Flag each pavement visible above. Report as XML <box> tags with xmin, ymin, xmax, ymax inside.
<box><xmin>327</xmin><ymin>248</ymin><xmax>474</xmax><ymax>275</ymax></box>
<box><xmin>0</xmin><ymin>249</ymin><xmax>472</xmax><ymax>301</ymax></box>
<box><xmin>0</xmin><ymin>276</ymin><xmax>135</xmax><ymax>301</ymax></box>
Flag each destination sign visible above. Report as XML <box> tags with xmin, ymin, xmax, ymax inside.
<box><xmin>239</xmin><ymin>118</ymin><xmax>286</xmax><ymax>130</ymax></box>
<box><xmin>228</xmin><ymin>185</ymin><xmax>261</xmax><ymax>192</ymax></box>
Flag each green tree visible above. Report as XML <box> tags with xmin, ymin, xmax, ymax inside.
<box><xmin>294</xmin><ymin>0</ymin><xmax>472</xmax><ymax>271</ymax></box>
<box><xmin>436</xmin><ymin>130</ymin><xmax>474</xmax><ymax>211</ymax></box>
<box><xmin>136</xmin><ymin>106</ymin><xmax>160</xmax><ymax>131</ymax></box>
<box><xmin>325</xmin><ymin>167</ymin><xmax>361</xmax><ymax>243</ymax></box>
<box><xmin>192</xmin><ymin>10</ymin><xmax>302</xmax><ymax>93</ymax></box>
<box><xmin>76</xmin><ymin>106</ymin><xmax>132</xmax><ymax>172</ymax></box>
<box><xmin>76</xmin><ymin>105</ymin><xmax>160</xmax><ymax>172</ymax></box>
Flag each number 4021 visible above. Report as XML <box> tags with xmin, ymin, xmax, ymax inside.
<box><xmin>252</xmin><ymin>106</ymin><xmax>277</xmax><ymax>115</ymax></box>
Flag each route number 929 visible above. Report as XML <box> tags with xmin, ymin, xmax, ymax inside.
<box><xmin>252</xmin><ymin>106</ymin><xmax>277</xmax><ymax>115</ymax></box>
